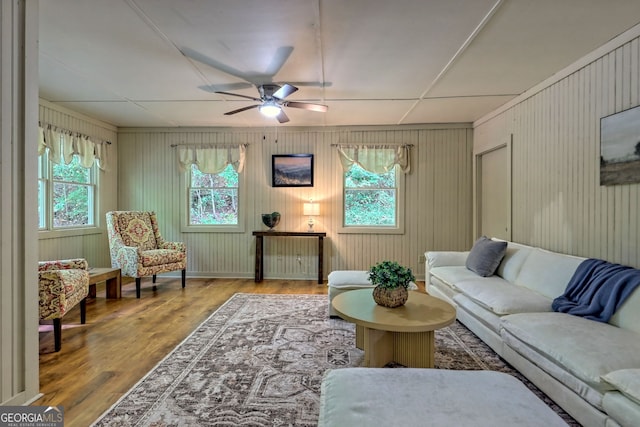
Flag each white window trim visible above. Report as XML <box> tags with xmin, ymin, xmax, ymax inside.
<box><xmin>180</xmin><ymin>166</ymin><xmax>246</xmax><ymax>233</ymax></box>
<box><xmin>38</xmin><ymin>152</ymin><xmax>101</xmax><ymax>239</ymax></box>
<box><xmin>338</xmin><ymin>166</ymin><xmax>405</xmax><ymax>235</ymax></box>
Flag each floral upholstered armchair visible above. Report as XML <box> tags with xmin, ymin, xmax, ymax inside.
<box><xmin>39</xmin><ymin>258</ymin><xmax>90</xmax><ymax>352</ymax></box>
<box><xmin>106</xmin><ymin>211</ymin><xmax>187</xmax><ymax>298</ymax></box>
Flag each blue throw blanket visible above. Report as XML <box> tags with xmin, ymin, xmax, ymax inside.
<box><xmin>552</xmin><ymin>258</ymin><xmax>640</xmax><ymax>322</ymax></box>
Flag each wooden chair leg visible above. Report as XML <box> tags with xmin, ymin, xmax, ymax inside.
<box><xmin>80</xmin><ymin>298</ymin><xmax>87</xmax><ymax>324</ymax></box>
<box><xmin>136</xmin><ymin>277</ymin><xmax>141</xmax><ymax>298</ymax></box>
<box><xmin>53</xmin><ymin>318</ymin><xmax>62</xmax><ymax>352</ymax></box>
<box><xmin>182</xmin><ymin>269</ymin><xmax>186</xmax><ymax>288</ymax></box>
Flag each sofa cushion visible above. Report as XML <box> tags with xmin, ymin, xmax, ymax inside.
<box><xmin>602</xmin><ymin>369</ymin><xmax>640</xmax><ymax>406</ymax></box>
<box><xmin>501</xmin><ymin>313</ymin><xmax>640</xmax><ymax>394</ymax></box>
<box><xmin>327</xmin><ymin>270</ymin><xmax>372</xmax><ymax>288</ymax></box>
<box><xmin>602</xmin><ymin>391</ymin><xmax>640</xmax><ymax>427</ymax></box>
<box><xmin>495</xmin><ymin>242</ymin><xmax>532</xmax><ymax>282</ymax></box>
<box><xmin>141</xmin><ymin>249</ymin><xmax>185</xmax><ymax>267</ymax></box>
<box><xmin>514</xmin><ymin>249</ymin><xmax>585</xmax><ymax>299</ymax></box>
<box><xmin>430</xmin><ymin>266</ymin><xmax>482</xmax><ymax>287</ymax></box>
<box><xmin>610</xmin><ymin>285</ymin><xmax>640</xmax><ymax>334</ymax></box>
<box><xmin>465</xmin><ymin>236</ymin><xmax>507</xmax><ymax>277</ymax></box>
<box><xmin>427</xmin><ymin>251</ymin><xmax>469</xmax><ymax>268</ymax></box>
<box><xmin>453</xmin><ymin>293</ymin><xmax>503</xmax><ymax>333</ymax></box>
<box><xmin>455</xmin><ymin>278</ymin><xmax>552</xmax><ymax>315</ymax></box>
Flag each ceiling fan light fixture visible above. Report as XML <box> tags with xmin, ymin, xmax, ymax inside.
<box><xmin>259</xmin><ymin>102</ymin><xmax>281</xmax><ymax>118</ymax></box>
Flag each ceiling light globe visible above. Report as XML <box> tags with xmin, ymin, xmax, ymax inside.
<box><xmin>259</xmin><ymin>103</ymin><xmax>281</xmax><ymax>118</ymax></box>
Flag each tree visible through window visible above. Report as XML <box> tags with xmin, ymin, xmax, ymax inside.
<box><xmin>39</xmin><ymin>153</ymin><xmax>96</xmax><ymax>229</ymax></box>
<box><xmin>344</xmin><ymin>164</ymin><xmax>397</xmax><ymax>226</ymax></box>
<box><xmin>189</xmin><ymin>164</ymin><xmax>239</xmax><ymax>225</ymax></box>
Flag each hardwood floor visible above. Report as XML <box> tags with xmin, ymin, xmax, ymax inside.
<box><xmin>34</xmin><ymin>277</ymin><xmax>332</xmax><ymax>427</ymax></box>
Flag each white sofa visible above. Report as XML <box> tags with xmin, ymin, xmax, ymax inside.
<box><xmin>426</xmin><ymin>240</ymin><xmax>640</xmax><ymax>427</ymax></box>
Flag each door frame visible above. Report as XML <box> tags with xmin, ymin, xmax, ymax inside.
<box><xmin>473</xmin><ymin>135</ymin><xmax>512</xmax><ymax>240</ymax></box>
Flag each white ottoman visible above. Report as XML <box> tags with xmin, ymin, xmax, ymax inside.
<box><xmin>327</xmin><ymin>270</ymin><xmax>418</xmax><ymax>317</ymax></box>
<box><xmin>319</xmin><ymin>368</ymin><xmax>569</xmax><ymax>427</ymax></box>
<box><xmin>327</xmin><ymin>271</ymin><xmax>375</xmax><ymax>317</ymax></box>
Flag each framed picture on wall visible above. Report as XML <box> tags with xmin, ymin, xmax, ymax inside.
<box><xmin>272</xmin><ymin>154</ymin><xmax>314</xmax><ymax>187</ymax></box>
<box><xmin>600</xmin><ymin>105</ymin><xmax>640</xmax><ymax>186</ymax></box>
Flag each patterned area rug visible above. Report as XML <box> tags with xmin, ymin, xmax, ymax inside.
<box><xmin>92</xmin><ymin>293</ymin><xmax>578</xmax><ymax>426</ymax></box>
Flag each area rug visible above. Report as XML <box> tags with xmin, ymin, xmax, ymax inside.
<box><xmin>92</xmin><ymin>293</ymin><xmax>578</xmax><ymax>426</ymax></box>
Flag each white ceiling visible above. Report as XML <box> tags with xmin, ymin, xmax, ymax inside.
<box><xmin>39</xmin><ymin>0</ymin><xmax>640</xmax><ymax>128</ymax></box>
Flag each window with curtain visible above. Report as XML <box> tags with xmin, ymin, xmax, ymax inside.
<box><xmin>344</xmin><ymin>164</ymin><xmax>397</xmax><ymax>226</ymax></box>
<box><xmin>38</xmin><ymin>126</ymin><xmax>104</xmax><ymax>231</ymax></box>
<box><xmin>189</xmin><ymin>164</ymin><xmax>239</xmax><ymax>225</ymax></box>
<box><xmin>178</xmin><ymin>144</ymin><xmax>246</xmax><ymax>231</ymax></box>
<box><xmin>337</xmin><ymin>145</ymin><xmax>410</xmax><ymax>234</ymax></box>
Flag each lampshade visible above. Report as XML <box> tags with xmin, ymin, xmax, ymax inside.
<box><xmin>259</xmin><ymin>102</ymin><xmax>281</xmax><ymax>118</ymax></box>
<box><xmin>303</xmin><ymin>202</ymin><xmax>320</xmax><ymax>216</ymax></box>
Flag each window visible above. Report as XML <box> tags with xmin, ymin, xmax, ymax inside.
<box><xmin>344</xmin><ymin>164</ymin><xmax>397</xmax><ymax>226</ymax></box>
<box><xmin>189</xmin><ymin>164</ymin><xmax>239</xmax><ymax>225</ymax></box>
<box><xmin>337</xmin><ymin>145</ymin><xmax>409</xmax><ymax>234</ymax></box>
<box><xmin>39</xmin><ymin>152</ymin><xmax>97</xmax><ymax>230</ymax></box>
<box><xmin>178</xmin><ymin>144</ymin><xmax>246</xmax><ymax>233</ymax></box>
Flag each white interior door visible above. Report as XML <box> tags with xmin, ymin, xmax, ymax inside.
<box><xmin>477</xmin><ymin>143</ymin><xmax>511</xmax><ymax>240</ymax></box>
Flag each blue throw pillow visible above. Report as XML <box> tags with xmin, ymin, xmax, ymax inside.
<box><xmin>466</xmin><ymin>236</ymin><xmax>508</xmax><ymax>277</ymax></box>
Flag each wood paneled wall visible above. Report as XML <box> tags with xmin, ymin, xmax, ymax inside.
<box><xmin>474</xmin><ymin>24</ymin><xmax>640</xmax><ymax>268</ymax></box>
<box><xmin>38</xmin><ymin>100</ymin><xmax>118</xmax><ymax>267</ymax></box>
<box><xmin>118</xmin><ymin>125</ymin><xmax>473</xmax><ymax>280</ymax></box>
<box><xmin>1</xmin><ymin>0</ymin><xmax>39</xmax><ymax>406</ymax></box>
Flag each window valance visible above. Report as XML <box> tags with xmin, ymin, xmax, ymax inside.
<box><xmin>38</xmin><ymin>125</ymin><xmax>110</xmax><ymax>171</ymax></box>
<box><xmin>336</xmin><ymin>144</ymin><xmax>411</xmax><ymax>174</ymax></box>
<box><xmin>177</xmin><ymin>144</ymin><xmax>247</xmax><ymax>174</ymax></box>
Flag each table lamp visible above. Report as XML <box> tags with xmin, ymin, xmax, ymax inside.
<box><xmin>303</xmin><ymin>200</ymin><xmax>320</xmax><ymax>232</ymax></box>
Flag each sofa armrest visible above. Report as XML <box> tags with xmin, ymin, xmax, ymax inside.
<box><xmin>427</xmin><ymin>251</ymin><xmax>469</xmax><ymax>269</ymax></box>
<box><xmin>158</xmin><ymin>241</ymin><xmax>186</xmax><ymax>253</ymax></box>
<box><xmin>38</xmin><ymin>258</ymin><xmax>89</xmax><ymax>272</ymax></box>
<box><xmin>112</xmin><ymin>246</ymin><xmax>141</xmax><ymax>278</ymax></box>
<box><xmin>39</xmin><ymin>269</ymin><xmax>89</xmax><ymax>319</ymax></box>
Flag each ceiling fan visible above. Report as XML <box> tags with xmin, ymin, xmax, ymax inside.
<box><xmin>180</xmin><ymin>47</ymin><xmax>329</xmax><ymax>123</ymax></box>
<box><xmin>216</xmin><ymin>83</ymin><xmax>328</xmax><ymax>123</ymax></box>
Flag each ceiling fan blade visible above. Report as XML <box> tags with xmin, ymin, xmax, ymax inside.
<box><xmin>180</xmin><ymin>47</ymin><xmax>255</xmax><ymax>83</ymax></box>
<box><xmin>273</xmin><ymin>83</ymin><xmax>298</xmax><ymax>100</ymax></box>
<box><xmin>223</xmin><ymin>104</ymin><xmax>259</xmax><ymax>115</ymax></box>
<box><xmin>215</xmin><ymin>91</ymin><xmax>262</xmax><ymax>102</ymax></box>
<box><xmin>285</xmin><ymin>101</ymin><xmax>328</xmax><ymax>113</ymax></box>
<box><xmin>199</xmin><ymin>83</ymin><xmax>253</xmax><ymax>93</ymax></box>
<box><xmin>279</xmin><ymin>81</ymin><xmax>333</xmax><ymax>88</ymax></box>
<box><xmin>276</xmin><ymin>109</ymin><xmax>290</xmax><ymax>123</ymax></box>
<box><xmin>264</xmin><ymin>46</ymin><xmax>294</xmax><ymax>77</ymax></box>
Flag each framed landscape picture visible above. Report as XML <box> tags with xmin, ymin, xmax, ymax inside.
<box><xmin>600</xmin><ymin>105</ymin><xmax>640</xmax><ymax>186</ymax></box>
<box><xmin>272</xmin><ymin>154</ymin><xmax>314</xmax><ymax>187</ymax></box>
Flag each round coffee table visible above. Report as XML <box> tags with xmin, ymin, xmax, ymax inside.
<box><xmin>332</xmin><ymin>289</ymin><xmax>456</xmax><ymax>368</ymax></box>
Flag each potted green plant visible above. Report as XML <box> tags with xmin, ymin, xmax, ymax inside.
<box><xmin>368</xmin><ymin>260</ymin><xmax>416</xmax><ymax>308</ymax></box>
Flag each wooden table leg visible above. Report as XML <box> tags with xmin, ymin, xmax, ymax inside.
<box><xmin>318</xmin><ymin>235</ymin><xmax>324</xmax><ymax>284</ymax></box>
<box><xmin>363</xmin><ymin>327</ymin><xmax>394</xmax><ymax>367</ymax></box>
<box><xmin>255</xmin><ymin>235</ymin><xmax>263</xmax><ymax>282</ymax></box>
<box><xmin>393</xmin><ymin>331</ymin><xmax>434</xmax><ymax>368</ymax></box>
<box><xmin>105</xmin><ymin>272</ymin><xmax>121</xmax><ymax>299</ymax></box>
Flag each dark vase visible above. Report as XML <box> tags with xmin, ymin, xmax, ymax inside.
<box><xmin>261</xmin><ymin>212</ymin><xmax>281</xmax><ymax>230</ymax></box>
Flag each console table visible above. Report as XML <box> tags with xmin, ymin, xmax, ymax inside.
<box><xmin>253</xmin><ymin>231</ymin><xmax>327</xmax><ymax>284</ymax></box>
